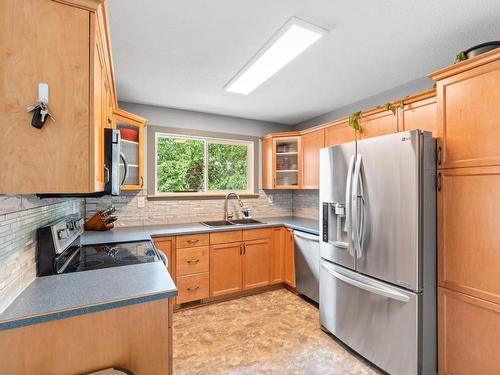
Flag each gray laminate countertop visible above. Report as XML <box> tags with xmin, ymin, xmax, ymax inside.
<box><xmin>81</xmin><ymin>216</ymin><xmax>319</xmax><ymax>245</ymax></box>
<box><xmin>0</xmin><ymin>262</ymin><xmax>177</xmax><ymax>331</ymax></box>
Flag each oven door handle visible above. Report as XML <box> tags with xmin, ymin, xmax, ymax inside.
<box><xmin>56</xmin><ymin>247</ymin><xmax>81</xmax><ymax>274</ymax></box>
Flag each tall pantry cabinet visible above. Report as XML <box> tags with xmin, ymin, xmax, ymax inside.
<box><xmin>429</xmin><ymin>48</ymin><xmax>500</xmax><ymax>375</ymax></box>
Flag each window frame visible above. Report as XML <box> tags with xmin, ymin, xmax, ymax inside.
<box><xmin>148</xmin><ymin>126</ymin><xmax>258</xmax><ymax>198</ymax></box>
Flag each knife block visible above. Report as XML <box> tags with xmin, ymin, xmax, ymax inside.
<box><xmin>84</xmin><ymin>212</ymin><xmax>114</xmax><ymax>231</ymax></box>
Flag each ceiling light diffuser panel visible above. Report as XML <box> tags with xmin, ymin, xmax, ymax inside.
<box><xmin>225</xmin><ymin>17</ymin><xmax>328</xmax><ymax>95</ymax></box>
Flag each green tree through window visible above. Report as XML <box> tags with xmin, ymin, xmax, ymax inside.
<box><xmin>156</xmin><ymin>135</ymin><xmax>251</xmax><ymax>194</ymax></box>
<box><xmin>156</xmin><ymin>137</ymin><xmax>204</xmax><ymax>193</ymax></box>
<box><xmin>208</xmin><ymin>143</ymin><xmax>248</xmax><ymax>190</ymax></box>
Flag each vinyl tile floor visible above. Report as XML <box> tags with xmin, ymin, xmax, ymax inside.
<box><xmin>173</xmin><ymin>289</ymin><xmax>379</xmax><ymax>375</ymax></box>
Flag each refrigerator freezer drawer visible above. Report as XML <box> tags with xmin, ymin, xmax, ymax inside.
<box><xmin>320</xmin><ymin>260</ymin><xmax>419</xmax><ymax>375</ymax></box>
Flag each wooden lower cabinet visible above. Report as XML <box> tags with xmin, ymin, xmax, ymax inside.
<box><xmin>210</xmin><ymin>242</ymin><xmax>243</xmax><ymax>297</ymax></box>
<box><xmin>438</xmin><ymin>287</ymin><xmax>500</xmax><ymax>375</ymax></box>
<box><xmin>153</xmin><ymin>237</ymin><xmax>175</xmax><ymax>278</ymax></box>
<box><xmin>270</xmin><ymin>228</ymin><xmax>285</xmax><ymax>284</ymax></box>
<box><xmin>284</xmin><ymin>228</ymin><xmax>296</xmax><ymax>288</ymax></box>
<box><xmin>176</xmin><ymin>273</ymin><xmax>209</xmax><ymax>304</ymax></box>
<box><xmin>242</xmin><ymin>239</ymin><xmax>271</xmax><ymax>290</ymax></box>
<box><xmin>0</xmin><ymin>299</ymin><xmax>172</xmax><ymax>375</ymax></box>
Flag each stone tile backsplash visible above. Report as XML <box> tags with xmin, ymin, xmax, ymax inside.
<box><xmin>84</xmin><ymin>190</ymin><xmax>294</xmax><ymax>227</ymax></box>
<box><xmin>0</xmin><ymin>188</ymin><xmax>319</xmax><ymax>313</ymax></box>
<box><xmin>292</xmin><ymin>190</ymin><xmax>319</xmax><ymax>220</ymax></box>
<box><xmin>0</xmin><ymin>197</ymin><xmax>81</xmax><ymax>313</ymax></box>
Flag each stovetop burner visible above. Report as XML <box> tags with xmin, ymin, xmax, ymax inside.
<box><xmin>55</xmin><ymin>240</ymin><xmax>160</xmax><ymax>274</ymax></box>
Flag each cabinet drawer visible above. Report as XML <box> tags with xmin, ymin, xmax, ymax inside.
<box><xmin>176</xmin><ymin>246</ymin><xmax>209</xmax><ymax>276</ymax></box>
<box><xmin>242</xmin><ymin>228</ymin><xmax>273</xmax><ymax>241</ymax></box>
<box><xmin>210</xmin><ymin>230</ymin><xmax>242</xmax><ymax>244</ymax></box>
<box><xmin>176</xmin><ymin>233</ymin><xmax>209</xmax><ymax>248</ymax></box>
<box><xmin>176</xmin><ymin>273</ymin><xmax>209</xmax><ymax>304</ymax></box>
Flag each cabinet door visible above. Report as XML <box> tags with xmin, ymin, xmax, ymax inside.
<box><xmin>92</xmin><ymin>38</ymin><xmax>106</xmax><ymax>191</ymax></box>
<box><xmin>284</xmin><ymin>228</ymin><xmax>296</xmax><ymax>287</ymax></box>
<box><xmin>242</xmin><ymin>239</ymin><xmax>271</xmax><ymax>290</ymax></box>
<box><xmin>438</xmin><ymin>287</ymin><xmax>500</xmax><ymax>375</ymax></box>
<box><xmin>274</xmin><ymin>137</ymin><xmax>301</xmax><ymax>189</ymax></box>
<box><xmin>325</xmin><ymin>121</ymin><xmax>355</xmax><ymax>147</ymax></box>
<box><xmin>113</xmin><ymin>109</ymin><xmax>147</xmax><ymax>190</ymax></box>
<box><xmin>400</xmin><ymin>97</ymin><xmax>437</xmax><ymax>136</ymax></box>
<box><xmin>210</xmin><ymin>243</ymin><xmax>242</xmax><ymax>297</ymax></box>
<box><xmin>358</xmin><ymin>110</ymin><xmax>397</xmax><ymax>140</ymax></box>
<box><xmin>435</xmin><ymin>57</ymin><xmax>500</xmax><ymax>169</ymax></box>
<box><xmin>261</xmin><ymin>137</ymin><xmax>273</xmax><ymax>189</ymax></box>
<box><xmin>153</xmin><ymin>237</ymin><xmax>175</xmax><ymax>278</ymax></box>
<box><xmin>0</xmin><ymin>0</ymin><xmax>91</xmax><ymax>194</ymax></box>
<box><xmin>438</xmin><ymin>166</ymin><xmax>500</xmax><ymax>305</ymax></box>
<box><xmin>270</xmin><ymin>228</ymin><xmax>285</xmax><ymax>284</ymax></box>
<box><xmin>301</xmin><ymin>129</ymin><xmax>325</xmax><ymax>189</ymax></box>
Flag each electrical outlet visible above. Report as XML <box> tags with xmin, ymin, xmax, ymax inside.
<box><xmin>137</xmin><ymin>196</ymin><xmax>145</xmax><ymax>208</ymax></box>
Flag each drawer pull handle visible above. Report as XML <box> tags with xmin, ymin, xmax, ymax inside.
<box><xmin>187</xmin><ymin>286</ymin><xmax>199</xmax><ymax>292</ymax></box>
<box><xmin>187</xmin><ymin>239</ymin><xmax>199</xmax><ymax>244</ymax></box>
<box><xmin>187</xmin><ymin>259</ymin><xmax>200</xmax><ymax>265</ymax></box>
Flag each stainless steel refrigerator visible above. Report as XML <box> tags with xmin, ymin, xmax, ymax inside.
<box><xmin>319</xmin><ymin>130</ymin><xmax>437</xmax><ymax>375</ymax></box>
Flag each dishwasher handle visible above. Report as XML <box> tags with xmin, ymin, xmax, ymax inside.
<box><xmin>293</xmin><ymin>230</ymin><xmax>319</xmax><ymax>242</ymax></box>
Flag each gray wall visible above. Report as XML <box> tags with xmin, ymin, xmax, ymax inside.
<box><xmin>119</xmin><ymin>101</ymin><xmax>292</xmax><ymax>136</ymax></box>
<box><xmin>295</xmin><ymin>77</ymin><xmax>434</xmax><ymax>130</ymax></box>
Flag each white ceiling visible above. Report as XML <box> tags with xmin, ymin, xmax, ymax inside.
<box><xmin>108</xmin><ymin>0</ymin><xmax>500</xmax><ymax>125</ymax></box>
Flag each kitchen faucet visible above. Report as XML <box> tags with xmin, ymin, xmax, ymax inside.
<box><xmin>224</xmin><ymin>192</ymin><xmax>244</xmax><ymax>222</ymax></box>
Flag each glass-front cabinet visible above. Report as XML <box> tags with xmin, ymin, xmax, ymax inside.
<box><xmin>273</xmin><ymin>136</ymin><xmax>301</xmax><ymax>189</ymax></box>
<box><xmin>113</xmin><ymin>109</ymin><xmax>147</xmax><ymax>190</ymax></box>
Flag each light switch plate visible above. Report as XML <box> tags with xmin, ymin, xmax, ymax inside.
<box><xmin>137</xmin><ymin>196</ymin><xmax>145</xmax><ymax>208</ymax></box>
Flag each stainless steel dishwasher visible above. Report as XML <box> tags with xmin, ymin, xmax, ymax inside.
<box><xmin>294</xmin><ymin>230</ymin><xmax>320</xmax><ymax>303</ymax></box>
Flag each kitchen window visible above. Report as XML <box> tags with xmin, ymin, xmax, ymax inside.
<box><xmin>149</xmin><ymin>128</ymin><xmax>256</xmax><ymax>197</ymax></box>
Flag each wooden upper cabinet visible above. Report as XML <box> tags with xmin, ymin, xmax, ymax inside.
<box><xmin>113</xmin><ymin>109</ymin><xmax>147</xmax><ymax>190</ymax></box>
<box><xmin>325</xmin><ymin>121</ymin><xmax>356</xmax><ymax>147</ymax></box>
<box><xmin>274</xmin><ymin>136</ymin><xmax>302</xmax><ymax>189</ymax></box>
<box><xmin>300</xmin><ymin>129</ymin><xmax>325</xmax><ymax>189</ymax></box>
<box><xmin>261</xmin><ymin>137</ymin><xmax>273</xmax><ymax>189</ymax></box>
<box><xmin>242</xmin><ymin>239</ymin><xmax>271</xmax><ymax>290</ymax></box>
<box><xmin>399</xmin><ymin>95</ymin><xmax>437</xmax><ymax>136</ymax></box>
<box><xmin>0</xmin><ymin>0</ymin><xmax>94</xmax><ymax>193</ymax></box>
<box><xmin>358</xmin><ymin>109</ymin><xmax>398</xmax><ymax>140</ymax></box>
<box><xmin>429</xmin><ymin>49</ymin><xmax>500</xmax><ymax>169</ymax></box>
<box><xmin>438</xmin><ymin>287</ymin><xmax>500</xmax><ymax>375</ymax></box>
<box><xmin>210</xmin><ymin>242</ymin><xmax>242</xmax><ymax>297</ymax></box>
<box><xmin>438</xmin><ymin>166</ymin><xmax>500</xmax><ymax>305</ymax></box>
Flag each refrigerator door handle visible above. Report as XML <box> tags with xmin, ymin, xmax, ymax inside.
<box><xmin>321</xmin><ymin>262</ymin><xmax>410</xmax><ymax>303</ymax></box>
<box><xmin>345</xmin><ymin>155</ymin><xmax>355</xmax><ymax>257</ymax></box>
<box><xmin>352</xmin><ymin>154</ymin><xmax>364</xmax><ymax>259</ymax></box>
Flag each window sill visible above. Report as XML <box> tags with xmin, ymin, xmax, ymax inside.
<box><xmin>147</xmin><ymin>193</ymin><xmax>260</xmax><ymax>200</ymax></box>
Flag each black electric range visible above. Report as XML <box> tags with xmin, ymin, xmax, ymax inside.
<box><xmin>36</xmin><ymin>215</ymin><xmax>162</xmax><ymax>277</ymax></box>
<box><xmin>54</xmin><ymin>240</ymin><xmax>160</xmax><ymax>274</ymax></box>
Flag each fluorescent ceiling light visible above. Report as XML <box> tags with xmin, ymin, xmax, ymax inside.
<box><xmin>225</xmin><ymin>17</ymin><xmax>328</xmax><ymax>95</ymax></box>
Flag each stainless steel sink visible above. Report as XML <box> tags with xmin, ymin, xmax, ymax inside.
<box><xmin>201</xmin><ymin>219</ymin><xmax>264</xmax><ymax>227</ymax></box>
